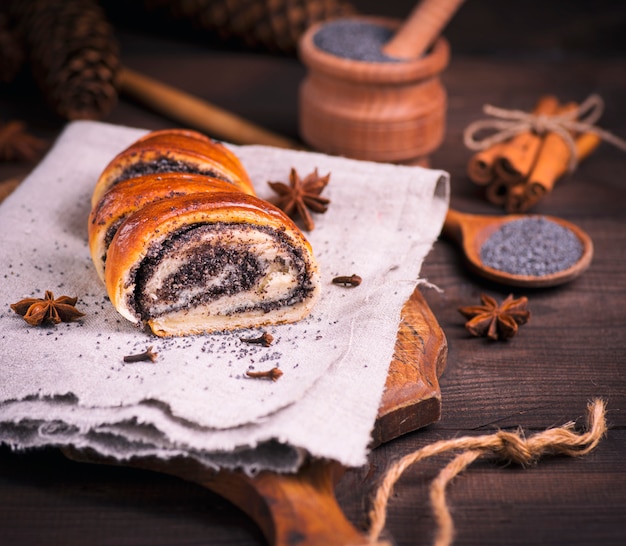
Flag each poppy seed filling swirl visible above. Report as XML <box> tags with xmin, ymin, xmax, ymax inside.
<box><xmin>113</xmin><ymin>157</ymin><xmax>230</xmax><ymax>187</ymax></box>
<box><xmin>128</xmin><ymin>222</ymin><xmax>315</xmax><ymax>321</ymax></box>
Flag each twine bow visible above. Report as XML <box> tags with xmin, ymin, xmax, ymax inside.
<box><xmin>463</xmin><ymin>94</ymin><xmax>626</xmax><ymax>172</ymax></box>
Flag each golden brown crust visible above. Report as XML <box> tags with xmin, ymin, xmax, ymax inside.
<box><xmin>88</xmin><ymin>173</ymin><xmax>239</xmax><ymax>282</ymax></box>
<box><xmin>91</xmin><ymin>129</ymin><xmax>254</xmax><ymax>207</ymax></box>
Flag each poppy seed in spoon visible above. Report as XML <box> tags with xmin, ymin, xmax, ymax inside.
<box><xmin>480</xmin><ymin>217</ymin><xmax>584</xmax><ymax>277</ymax></box>
<box><xmin>313</xmin><ymin>20</ymin><xmax>402</xmax><ymax>63</ymax></box>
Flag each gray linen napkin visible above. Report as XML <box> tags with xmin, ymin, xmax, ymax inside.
<box><xmin>0</xmin><ymin>121</ymin><xmax>448</xmax><ymax>473</ymax></box>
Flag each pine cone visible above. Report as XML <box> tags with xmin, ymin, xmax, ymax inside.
<box><xmin>8</xmin><ymin>0</ymin><xmax>120</xmax><ymax>121</ymax></box>
<box><xmin>142</xmin><ymin>0</ymin><xmax>358</xmax><ymax>54</ymax></box>
<box><xmin>0</xmin><ymin>12</ymin><xmax>25</xmax><ymax>83</ymax></box>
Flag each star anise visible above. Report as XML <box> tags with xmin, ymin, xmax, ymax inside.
<box><xmin>10</xmin><ymin>290</ymin><xmax>85</xmax><ymax>326</ymax></box>
<box><xmin>268</xmin><ymin>167</ymin><xmax>331</xmax><ymax>231</ymax></box>
<box><xmin>458</xmin><ymin>293</ymin><xmax>530</xmax><ymax>341</ymax></box>
<box><xmin>0</xmin><ymin>120</ymin><xmax>48</xmax><ymax>163</ymax></box>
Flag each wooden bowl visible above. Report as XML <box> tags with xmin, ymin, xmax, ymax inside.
<box><xmin>298</xmin><ymin>16</ymin><xmax>450</xmax><ymax>165</ymax></box>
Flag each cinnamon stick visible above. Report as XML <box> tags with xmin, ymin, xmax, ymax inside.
<box><xmin>493</xmin><ymin>95</ymin><xmax>560</xmax><ymax>184</ymax></box>
<box><xmin>467</xmin><ymin>141</ymin><xmax>506</xmax><ymax>185</ymax></box>
<box><xmin>484</xmin><ymin>176</ymin><xmax>510</xmax><ymax>206</ymax></box>
<box><xmin>519</xmin><ymin>131</ymin><xmax>602</xmax><ymax>211</ymax></box>
<box><xmin>504</xmin><ymin>180</ymin><xmax>527</xmax><ymax>213</ymax></box>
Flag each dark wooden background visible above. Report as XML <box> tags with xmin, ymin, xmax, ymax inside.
<box><xmin>1</xmin><ymin>1</ymin><xmax>625</xmax><ymax>545</ymax></box>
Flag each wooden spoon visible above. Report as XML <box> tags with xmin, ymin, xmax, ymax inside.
<box><xmin>442</xmin><ymin>208</ymin><xmax>594</xmax><ymax>288</ymax></box>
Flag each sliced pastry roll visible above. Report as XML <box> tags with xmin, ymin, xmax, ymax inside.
<box><xmin>104</xmin><ymin>192</ymin><xmax>321</xmax><ymax>336</ymax></box>
<box><xmin>89</xmin><ymin>129</ymin><xmax>321</xmax><ymax>336</ymax></box>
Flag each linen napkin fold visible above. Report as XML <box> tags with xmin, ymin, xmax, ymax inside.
<box><xmin>0</xmin><ymin>121</ymin><xmax>449</xmax><ymax>473</ymax></box>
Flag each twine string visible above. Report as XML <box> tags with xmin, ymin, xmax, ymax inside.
<box><xmin>367</xmin><ymin>399</ymin><xmax>607</xmax><ymax>546</ymax></box>
<box><xmin>429</xmin><ymin>449</ymin><xmax>482</xmax><ymax>546</ymax></box>
<box><xmin>463</xmin><ymin>94</ymin><xmax>626</xmax><ymax>171</ymax></box>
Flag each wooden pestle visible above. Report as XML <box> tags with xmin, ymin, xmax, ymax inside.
<box><xmin>382</xmin><ymin>0</ymin><xmax>465</xmax><ymax>59</ymax></box>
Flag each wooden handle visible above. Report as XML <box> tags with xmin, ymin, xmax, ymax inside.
<box><xmin>66</xmin><ymin>450</ymin><xmax>382</xmax><ymax>546</ymax></box>
<box><xmin>118</xmin><ymin>66</ymin><xmax>302</xmax><ymax>149</ymax></box>
<box><xmin>382</xmin><ymin>0</ymin><xmax>465</xmax><ymax>59</ymax></box>
<box><xmin>141</xmin><ymin>457</ymin><xmax>380</xmax><ymax>546</ymax></box>
<box><xmin>440</xmin><ymin>208</ymin><xmax>465</xmax><ymax>243</ymax></box>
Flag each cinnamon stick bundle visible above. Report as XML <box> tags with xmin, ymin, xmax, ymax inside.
<box><xmin>466</xmin><ymin>95</ymin><xmax>601</xmax><ymax>213</ymax></box>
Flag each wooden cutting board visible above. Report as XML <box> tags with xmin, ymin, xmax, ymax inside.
<box><xmin>67</xmin><ymin>286</ymin><xmax>447</xmax><ymax>546</ymax></box>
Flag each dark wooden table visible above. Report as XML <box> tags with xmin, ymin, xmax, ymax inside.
<box><xmin>1</xmin><ymin>3</ymin><xmax>625</xmax><ymax>545</ymax></box>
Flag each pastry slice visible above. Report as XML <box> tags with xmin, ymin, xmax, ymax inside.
<box><xmin>104</xmin><ymin>192</ymin><xmax>321</xmax><ymax>336</ymax></box>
